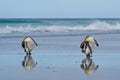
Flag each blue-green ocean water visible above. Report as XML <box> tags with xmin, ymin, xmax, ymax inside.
<box><xmin>0</xmin><ymin>18</ymin><xmax>120</xmax><ymax>33</ymax></box>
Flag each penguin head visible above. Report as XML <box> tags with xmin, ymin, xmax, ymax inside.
<box><xmin>85</xmin><ymin>36</ymin><xmax>91</xmax><ymax>42</ymax></box>
<box><xmin>23</xmin><ymin>37</ymin><xmax>30</xmax><ymax>43</ymax></box>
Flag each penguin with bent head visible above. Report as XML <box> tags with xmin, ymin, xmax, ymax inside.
<box><xmin>21</xmin><ymin>36</ymin><xmax>38</xmax><ymax>55</ymax></box>
<box><xmin>80</xmin><ymin>36</ymin><xmax>99</xmax><ymax>57</ymax></box>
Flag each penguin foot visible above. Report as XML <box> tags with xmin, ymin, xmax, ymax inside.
<box><xmin>28</xmin><ymin>52</ymin><xmax>31</xmax><ymax>55</ymax></box>
<box><xmin>82</xmin><ymin>50</ymin><xmax>85</xmax><ymax>53</ymax></box>
<box><xmin>26</xmin><ymin>52</ymin><xmax>31</xmax><ymax>55</ymax></box>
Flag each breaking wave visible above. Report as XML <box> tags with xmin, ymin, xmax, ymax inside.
<box><xmin>0</xmin><ymin>21</ymin><xmax>120</xmax><ymax>33</ymax></box>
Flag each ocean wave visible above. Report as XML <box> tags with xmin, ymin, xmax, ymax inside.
<box><xmin>0</xmin><ymin>21</ymin><xmax>120</xmax><ymax>33</ymax></box>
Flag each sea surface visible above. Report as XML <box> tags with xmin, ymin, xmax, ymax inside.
<box><xmin>0</xmin><ymin>18</ymin><xmax>120</xmax><ymax>80</ymax></box>
<box><xmin>0</xmin><ymin>18</ymin><xmax>120</xmax><ymax>33</ymax></box>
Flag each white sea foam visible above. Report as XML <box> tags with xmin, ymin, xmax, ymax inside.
<box><xmin>0</xmin><ymin>21</ymin><xmax>120</xmax><ymax>33</ymax></box>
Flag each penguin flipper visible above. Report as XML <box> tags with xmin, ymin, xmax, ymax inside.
<box><xmin>94</xmin><ymin>39</ymin><xmax>99</xmax><ymax>47</ymax></box>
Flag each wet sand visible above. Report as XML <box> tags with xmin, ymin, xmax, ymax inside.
<box><xmin>0</xmin><ymin>53</ymin><xmax>120</xmax><ymax>80</ymax></box>
<box><xmin>0</xmin><ymin>31</ymin><xmax>120</xmax><ymax>80</ymax></box>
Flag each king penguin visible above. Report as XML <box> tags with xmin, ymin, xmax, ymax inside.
<box><xmin>21</xmin><ymin>36</ymin><xmax>37</xmax><ymax>55</ymax></box>
<box><xmin>80</xmin><ymin>36</ymin><xmax>99</xmax><ymax>57</ymax></box>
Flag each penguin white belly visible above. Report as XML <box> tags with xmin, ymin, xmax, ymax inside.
<box><xmin>27</xmin><ymin>38</ymin><xmax>36</xmax><ymax>51</ymax></box>
<box><xmin>85</xmin><ymin>47</ymin><xmax>91</xmax><ymax>54</ymax></box>
<box><xmin>85</xmin><ymin>40</ymin><xmax>95</xmax><ymax>54</ymax></box>
<box><xmin>89</xmin><ymin>41</ymin><xmax>95</xmax><ymax>51</ymax></box>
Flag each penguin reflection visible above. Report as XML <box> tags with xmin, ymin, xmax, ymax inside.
<box><xmin>22</xmin><ymin>55</ymin><xmax>37</xmax><ymax>70</ymax></box>
<box><xmin>80</xmin><ymin>56</ymin><xmax>99</xmax><ymax>75</ymax></box>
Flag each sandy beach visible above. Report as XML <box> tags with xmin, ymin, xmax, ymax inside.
<box><xmin>0</xmin><ymin>30</ymin><xmax>120</xmax><ymax>80</ymax></box>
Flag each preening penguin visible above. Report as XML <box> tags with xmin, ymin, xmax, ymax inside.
<box><xmin>21</xmin><ymin>36</ymin><xmax>37</xmax><ymax>55</ymax></box>
<box><xmin>80</xmin><ymin>36</ymin><xmax>99</xmax><ymax>57</ymax></box>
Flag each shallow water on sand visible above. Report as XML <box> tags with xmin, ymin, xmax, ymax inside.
<box><xmin>0</xmin><ymin>53</ymin><xmax>120</xmax><ymax>80</ymax></box>
<box><xmin>0</xmin><ymin>31</ymin><xmax>120</xmax><ymax>80</ymax></box>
